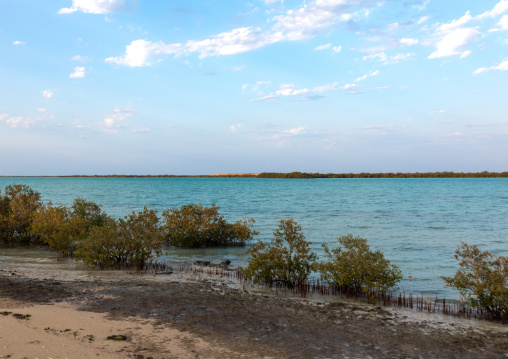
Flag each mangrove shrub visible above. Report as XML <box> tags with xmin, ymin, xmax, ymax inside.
<box><xmin>0</xmin><ymin>184</ymin><xmax>42</xmax><ymax>244</ymax></box>
<box><xmin>29</xmin><ymin>204</ymin><xmax>82</xmax><ymax>256</ymax></box>
<box><xmin>162</xmin><ymin>203</ymin><xmax>257</xmax><ymax>248</ymax></box>
<box><xmin>77</xmin><ymin>207</ymin><xmax>164</xmax><ymax>270</ymax></box>
<box><xmin>242</xmin><ymin>219</ymin><xmax>317</xmax><ymax>287</ymax></box>
<box><xmin>29</xmin><ymin>198</ymin><xmax>109</xmax><ymax>256</ymax></box>
<box><xmin>316</xmin><ymin>234</ymin><xmax>402</xmax><ymax>296</ymax></box>
<box><xmin>71</xmin><ymin>197</ymin><xmax>108</xmax><ymax>229</ymax></box>
<box><xmin>441</xmin><ymin>242</ymin><xmax>508</xmax><ymax>320</ymax></box>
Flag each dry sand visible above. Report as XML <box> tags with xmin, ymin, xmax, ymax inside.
<box><xmin>0</xmin><ymin>299</ymin><xmax>246</xmax><ymax>359</ymax></box>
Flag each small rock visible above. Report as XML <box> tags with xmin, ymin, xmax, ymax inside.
<box><xmin>194</xmin><ymin>261</ymin><xmax>211</xmax><ymax>267</ymax></box>
<box><xmin>219</xmin><ymin>260</ymin><xmax>232</xmax><ymax>268</ymax></box>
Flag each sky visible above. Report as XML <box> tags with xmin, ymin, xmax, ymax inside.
<box><xmin>0</xmin><ymin>0</ymin><xmax>507</xmax><ymax>175</ymax></box>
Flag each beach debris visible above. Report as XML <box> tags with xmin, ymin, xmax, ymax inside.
<box><xmin>107</xmin><ymin>334</ymin><xmax>128</xmax><ymax>341</ymax></box>
<box><xmin>11</xmin><ymin>313</ymin><xmax>31</xmax><ymax>320</ymax></box>
<box><xmin>85</xmin><ymin>334</ymin><xmax>95</xmax><ymax>342</ymax></box>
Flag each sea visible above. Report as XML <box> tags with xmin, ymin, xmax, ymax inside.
<box><xmin>1</xmin><ymin>177</ymin><xmax>507</xmax><ymax>298</ymax></box>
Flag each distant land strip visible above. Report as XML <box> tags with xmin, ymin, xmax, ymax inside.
<box><xmin>2</xmin><ymin>171</ymin><xmax>508</xmax><ymax>178</ymax></box>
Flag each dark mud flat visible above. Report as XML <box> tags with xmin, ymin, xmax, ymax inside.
<box><xmin>0</xmin><ymin>268</ymin><xmax>507</xmax><ymax>359</ymax></box>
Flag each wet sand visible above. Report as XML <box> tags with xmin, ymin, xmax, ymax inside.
<box><xmin>1</xmin><ymin>262</ymin><xmax>507</xmax><ymax>359</ymax></box>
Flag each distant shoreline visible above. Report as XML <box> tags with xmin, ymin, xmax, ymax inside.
<box><xmin>1</xmin><ymin>171</ymin><xmax>508</xmax><ymax>178</ymax></box>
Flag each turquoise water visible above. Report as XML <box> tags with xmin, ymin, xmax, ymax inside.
<box><xmin>1</xmin><ymin>177</ymin><xmax>507</xmax><ymax>297</ymax></box>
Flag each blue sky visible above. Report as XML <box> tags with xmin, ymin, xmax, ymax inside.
<box><xmin>1</xmin><ymin>0</ymin><xmax>507</xmax><ymax>175</ymax></box>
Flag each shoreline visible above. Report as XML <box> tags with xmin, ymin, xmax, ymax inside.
<box><xmin>1</xmin><ymin>261</ymin><xmax>507</xmax><ymax>358</ymax></box>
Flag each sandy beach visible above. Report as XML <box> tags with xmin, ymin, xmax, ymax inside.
<box><xmin>1</xmin><ymin>262</ymin><xmax>507</xmax><ymax>359</ymax></box>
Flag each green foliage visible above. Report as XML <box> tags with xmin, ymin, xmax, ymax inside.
<box><xmin>162</xmin><ymin>203</ymin><xmax>257</xmax><ymax>248</ymax></box>
<box><xmin>441</xmin><ymin>243</ymin><xmax>508</xmax><ymax>320</ymax></box>
<box><xmin>29</xmin><ymin>204</ymin><xmax>81</xmax><ymax>256</ymax></box>
<box><xmin>316</xmin><ymin>234</ymin><xmax>402</xmax><ymax>296</ymax></box>
<box><xmin>76</xmin><ymin>218</ymin><xmax>123</xmax><ymax>269</ymax></box>
<box><xmin>76</xmin><ymin>207</ymin><xmax>164</xmax><ymax>270</ymax></box>
<box><xmin>28</xmin><ymin>198</ymin><xmax>108</xmax><ymax>257</ymax></box>
<box><xmin>71</xmin><ymin>197</ymin><xmax>108</xmax><ymax>229</ymax></box>
<box><xmin>242</xmin><ymin>219</ymin><xmax>317</xmax><ymax>287</ymax></box>
<box><xmin>0</xmin><ymin>184</ymin><xmax>42</xmax><ymax>244</ymax></box>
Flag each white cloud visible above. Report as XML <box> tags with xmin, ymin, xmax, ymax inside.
<box><xmin>428</xmin><ymin>27</ymin><xmax>481</xmax><ymax>59</ymax></box>
<box><xmin>71</xmin><ymin>55</ymin><xmax>85</xmax><ymax>61</ymax></box>
<box><xmin>386</xmin><ymin>53</ymin><xmax>414</xmax><ymax>64</ymax></box>
<box><xmin>417</xmin><ymin>16</ymin><xmax>429</xmax><ymax>25</ymax></box>
<box><xmin>103</xmin><ymin>107</ymin><xmax>133</xmax><ymax>132</ymax></box>
<box><xmin>312</xmin><ymin>82</ymin><xmax>339</xmax><ymax>92</ymax></box>
<box><xmin>272</xmin><ymin>0</ymin><xmax>373</xmax><ymax>40</ymax></box>
<box><xmin>276</xmin><ymin>83</ymin><xmax>309</xmax><ymax>96</ymax></box>
<box><xmin>363</xmin><ymin>51</ymin><xmax>413</xmax><ymax>64</ymax></box>
<box><xmin>185</xmin><ymin>27</ymin><xmax>283</xmax><ymax>58</ymax></box>
<box><xmin>2</xmin><ymin>116</ymin><xmax>35</xmax><ymax>129</ymax></box>
<box><xmin>340</xmin><ymin>83</ymin><xmax>356</xmax><ymax>90</ymax></box>
<box><xmin>400</xmin><ymin>38</ymin><xmax>418</xmax><ymax>46</ymax></box>
<box><xmin>315</xmin><ymin>43</ymin><xmax>341</xmax><ymax>53</ymax></box>
<box><xmin>13</xmin><ymin>40</ymin><xmax>26</xmax><ymax>45</ymax></box>
<box><xmin>105</xmin><ymin>28</ymin><xmax>280</xmax><ymax>66</ymax></box>
<box><xmin>283</xmin><ymin>127</ymin><xmax>306</xmax><ymax>136</ymax></box>
<box><xmin>42</xmin><ymin>90</ymin><xmax>54</xmax><ymax>99</ymax></box>
<box><xmin>315</xmin><ymin>43</ymin><xmax>331</xmax><ymax>50</ymax></box>
<box><xmin>438</xmin><ymin>12</ymin><xmax>474</xmax><ymax>33</ymax></box>
<box><xmin>473</xmin><ymin>59</ymin><xmax>508</xmax><ymax>74</ymax></box>
<box><xmin>105</xmin><ymin>39</ymin><xmax>176</xmax><ymax>67</ymax></box>
<box><xmin>250</xmin><ymin>94</ymin><xmax>277</xmax><ymax>102</ymax></box>
<box><xmin>0</xmin><ymin>111</ymin><xmax>54</xmax><ymax>129</ymax></box>
<box><xmin>58</xmin><ymin>0</ymin><xmax>128</xmax><ymax>14</ymax></box>
<box><xmin>265</xmin><ymin>0</ymin><xmax>284</xmax><ymax>3</ymax></box>
<box><xmin>356</xmin><ymin>70</ymin><xmax>379</xmax><ymax>82</ymax></box>
<box><xmin>250</xmin><ymin>80</ymin><xmax>357</xmax><ymax>102</ymax></box>
<box><xmin>478</xmin><ymin>0</ymin><xmax>508</xmax><ymax>19</ymax></box>
<box><xmin>493</xmin><ymin>15</ymin><xmax>508</xmax><ymax>31</ymax></box>
<box><xmin>363</xmin><ymin>52</ymin><xmax>387</xmax><ymax>62</ymax></box>
<box><xmin>249</xmin><ymin>78</ymin><xmax>364</xmax><ymax>102</ymax></box>
<box><xmin>69</xmin><ymin>66</ymin><xmax>86</xmax><ymax>78</ymax></box>
<box><xmin>37</xmin><ymin>108</ymin><xmax>47</xmax><ymax>112</ymax></box>
<box><xmin>107</xmin><ymin>0</ymin><xmax>377</xmax><ymax>66</ymax></box>
<box><xmin>428</xmin><ymin>2</ymin><xmax>508</xmax><ymax>59</ymax></box>
<box><xmin>242</xmin><ymin>84</ymin><xmax>249</xmax><ymax>90</ymax></box>
<box><xmin>429</xmin><ymin>109</ymin><xmax>446</xmax><ymax>114</ymax></box>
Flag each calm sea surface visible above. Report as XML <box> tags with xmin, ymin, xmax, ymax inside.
<box><xmin>1</xmin><ymin>177</ymin><xmax>507</xmax><ymax>297</ymax></box>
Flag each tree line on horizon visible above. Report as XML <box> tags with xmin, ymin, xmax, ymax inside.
<box><xmin>256</xmin><ymin>171</ymin><xmax>508</xmax><ymax>178</ymax></box>
<box><xmin>4</xmin><ymin>171</ymin><xmax>507</xmax><ymax>178</ymax></box>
